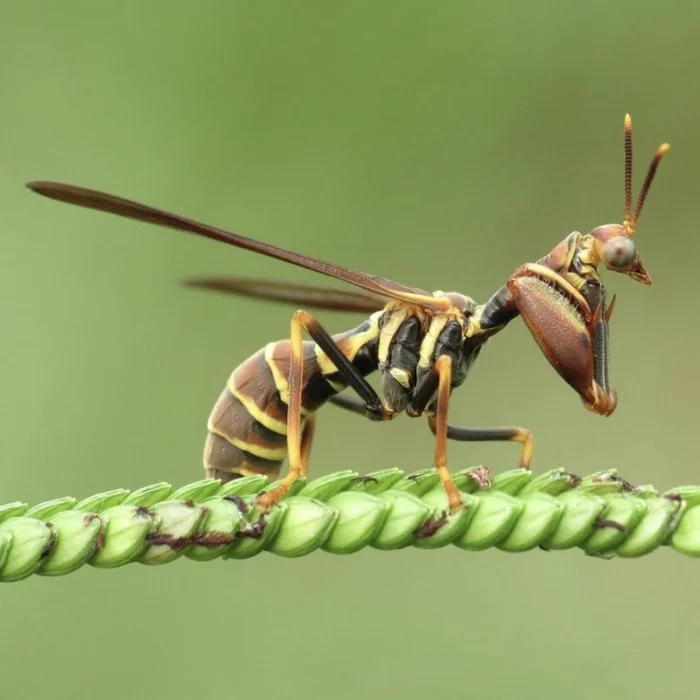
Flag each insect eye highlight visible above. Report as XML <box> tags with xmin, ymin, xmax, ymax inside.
<box><xmin>603</xmin><ymin>237</ymin><xmax>637</xmax><ymax>269</ymax></box>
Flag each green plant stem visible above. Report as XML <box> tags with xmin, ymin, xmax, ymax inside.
<box><xmin>1</xmin><ymin>465</ymin><xmax>699</xmax><ymax>581</ymax></box>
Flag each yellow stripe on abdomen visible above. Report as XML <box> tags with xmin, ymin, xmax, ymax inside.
<box><xmin>206</xmin><ymin>425</ymin><xmax>288</xmax><ymax>461</ymax></box>
<box><xmin>228</xmin><ymin>379</ymin><xmax>288</xmax><ymax>435</ymax></box>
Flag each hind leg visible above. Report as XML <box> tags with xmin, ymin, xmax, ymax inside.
<box><xmin>300</xmin><ymin>414</ymin><xmax>317</xmax><ymax>478</ymax></box>
<box><xmin>256</xmin><ymin>310</ymin><xmax>391</xmax><ymax>510</ymax></box>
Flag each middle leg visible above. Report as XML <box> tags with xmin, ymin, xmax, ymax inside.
<box><xmin>299</xmin><ymin>414</ymin><xmax>317</xmax><ymax>478</ymax></box>
<box><xmin>329</xmin><ymin>351</ymin><xmax>534</xmax><ymax>501</ymax></box>
<box><xmin>407</xmin><ymin>357</ymin><xmax>534</xmax><ymax>471</ymax></box>
<box><xmin>430</xmin><ymin>354</ymin><xmax>464</xmax><ymax>513</ymax></box>
<box><xmin>427</xmin><ymin>422</ymin><xmax>534</xmax><ymax>469</ymax></box>
<box><xmin>331</xmin><ymin>388</ymin><xmax>535</xmax><ymax>469</ymax></box>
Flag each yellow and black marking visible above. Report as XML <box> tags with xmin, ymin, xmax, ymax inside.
<box><xmin>204</xmin><ymin>313</ymin><xmax>382</xmax><ymax>485</ymax></box>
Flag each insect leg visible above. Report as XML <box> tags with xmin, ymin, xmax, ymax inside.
<box><xmin>430</xmin><ymin>355</ymin><xmax>464</xmax><ymax>513</ymax></box>
<box><xmin>256</xmin><ymin>310</ymin><xmax>389</xmax><ymax>510</ymax></box>
<box><xmin>300</xmin><ymin>414</ymin><xmax>317</xmax><ymax>477</ymax></box>
<box><xmin>334</xmin><ymin>389</ymin><xmax>533</xmax><ymax>469</ymax></box>
<box><xmin>303</xmin><ymin>316</ymin><xmax>388</xmax><ymax>421</ymax></box>
<box><xmin>255</xmin><ymin>311</ymin><xmax>308</xmax><ymax>509</ymax></box>
<box><xmin>428</xmin><ymin>422</ymin><xmax>534</xmax><ymax>469</ymax></box>
<box><xmin>328</xmin><ymin>393</ymin><xmax>367</xmax><ymax>416</ymax></box>
<box><xmin>408</xmin><ymin>357</ymin><xmax>534</xmax><ymax>471</ymax></box>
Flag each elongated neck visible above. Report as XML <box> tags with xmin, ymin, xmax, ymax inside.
<box><xmin>473</xmin><ymin>285</ymin><xmax>519</xmax><ymax>336</ymax></box>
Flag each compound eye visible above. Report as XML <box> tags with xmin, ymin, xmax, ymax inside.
<box><xmin>603</xmin><ymin>237</ymin><xmax>637</xmax><ymax>269</ymax></box>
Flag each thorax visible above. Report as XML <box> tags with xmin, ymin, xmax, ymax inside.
<box><xmin>376</xmin><ymin>292</ymin><xmax>479</xmax><ymax>414</ymax></box>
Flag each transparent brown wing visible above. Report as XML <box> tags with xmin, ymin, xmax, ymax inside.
<box><xmin>27</xmin><ymin>181</ymin><xmax>451</xmax><ymax>311</ymax></box>
<box><xmin>183</xmin><ymin>276</ymin><xmax>385</xmax><ymax>313</ymax></box>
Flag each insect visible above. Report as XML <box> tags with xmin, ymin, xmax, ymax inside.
<box><xmin>26</xmin><ymin>115</ymin><xmax>669</xmax><ymax>514</ymax></box>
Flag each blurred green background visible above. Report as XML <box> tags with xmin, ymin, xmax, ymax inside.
<box><xmin>1</xmin><ymin>1</ymin><xmax>699</xmax><ymax>698</ymax></box>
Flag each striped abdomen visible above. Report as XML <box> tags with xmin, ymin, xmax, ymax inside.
<box><xmin>203</xmin><ymin>313</ymin><xmax>381</xmax><ymax>482</ymax></box>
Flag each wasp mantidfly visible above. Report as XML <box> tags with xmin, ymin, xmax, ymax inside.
<box><xmin>27</xmin><ymin>115</ymin><xmax>669</xmax><ymax>514</ymax></box>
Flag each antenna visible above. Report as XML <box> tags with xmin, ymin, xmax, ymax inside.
<box><xmin>622</xmin><ymin>114</ymin><xmax>670</xmax><ymax>237</ymax></box>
